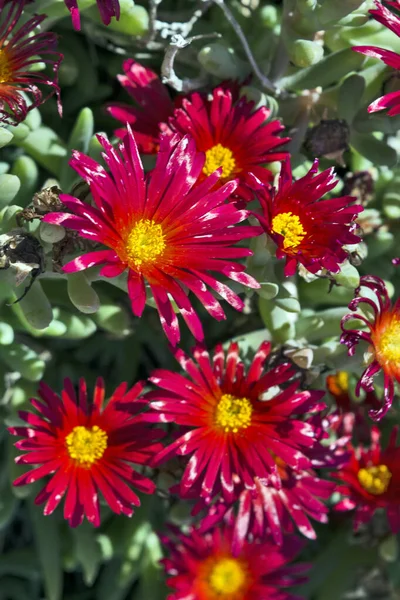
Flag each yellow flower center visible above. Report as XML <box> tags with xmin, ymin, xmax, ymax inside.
<box><xmin>358</xmin><ymin>464</ymin><xmax>392</xmax><ymax>495</ymax></box>
<box><xmin>375</xmin><ymin>317</ymin><xmax>400</xmax><ymax>366</ymax></box>
<box><xmin>208</xmin><ymin>558</ymin><xmax>247</xmax><ymax>596</ymax></box>
<box><xmin>0</xmin><ymin>49</ymin><xmax>12</xmax><ymax>84</ymax></box>
<box><xmin>271</xmin><ymin>212</ymin><xmax>306</xmax><ymax>249</ymax></box>
<box><xmin>66</xmin><ymin>425</ymin><xmax>108</xmax><ymax>467</ymax></box>
<box><xmin>125</xmin><ymin>219</ymin><xmax>166</xmax><ymax>270</ymax></box>
<box><xmin>327</xmin><ymin>371</ymin><xmax>349</xmax><ymax>396</ymax></box>
<box><xmin>203</xmin><ymin>144</ymin><xmax>236</xmax><ymax>179</ymax></box>
<box><xmin>215</xmin><ymin>393</ymin><xmax>253</xmax><ymax>433</ymax></box>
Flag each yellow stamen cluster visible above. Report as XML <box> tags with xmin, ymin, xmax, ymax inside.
<box><xmin>203</xmin><ymin>144</ymin><xmax>236</xmax><ymax>179</ymax></box>
<box><xmin>271</xmin><ymin>211</ymin><xmax>306</xmax><ymax>249</ymax></box>
<box><xmin>0</xmin><ymin>49</ymin><xmax>12</xmax><ymax>84</ymax></box>
<box><xmin>358</xmin><ymin>464</ymin><xmax>392</xmax><ymax>495</ymax></box>
<box><xmin>66</xmin><ymin>425</ymin><xmax>108</xmax><ymax>467</ymax></box>
<box><xmin>375</xmin><ymin>317</ymin><xmax>400</xmax><ymax>366</ymax></box>
<box><xmin>125</xmin><ymin>219</ymin><xmax>166</xmax><ymax>270</ymax></box>
<box><xmin>208</xmin><ymin>558</ymin><xmax>247</xmax><ymax>596</ymax></box>
<box><xmin>215</xmin><ymin>394</ymin><xmax>253</xmax><ymax>433</ymax></box>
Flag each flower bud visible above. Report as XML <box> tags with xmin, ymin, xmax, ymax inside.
<box><xmin>198</xmin><ymin>43</ymin><xmax>242</xmax><ymax>79</ymax></box>
<box><xmin>259</xmin><ymin>5</ymin><xmax>279</xmax><ymax>28</ymax></box>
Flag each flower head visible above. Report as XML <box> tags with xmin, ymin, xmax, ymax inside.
<box><xmin>161</xmin><ymin>517</ymin><xmax>308</xmax><ymax>600</ymax></box>
<box><xmin>257</xmin><ymin>159</ymin><xmax>363</xmax><ymax>276</ymax></box>
<box><xmin>198</xmin><ymin>468</ymin><xmax>335</xmax><ymax>548</ymax></box>
<box><xmin>353</xmin><ymin>0</ymin><xmax>400</xmax><ymax>116</ymax></box>
<box><xmin>64</xmin><ymin>0</ymin><xmax>120</xmax><ymax>30</ymax></box>
<box><xmin>0</xmin><ymin>0</ymin><xmax>62</xmax><ymax>125</ymax></box>
<box><xmin>43</xmin><ymin>129</ymin><xmax>261</xmax><ymax>346</ymax></box>
<box><xmin>106</xmin><ymin>59</ymin><xmax>175</xmax><ymax>153</ymax></box>
<box><xmin>146</xmin><ymin>341</ymin><xmax>327</xmax><ymax>505</ymax></box>
<box><xmin>341</xmin><ymin>275</ymin><xmax>400</xmax><ymax>420</ymax></box>
<box><xmin>9</xmin><ymin>378</ymin><xmax>163</xmax><ymax>527</ymax></box>
<box><xmin>168</xmin><ymin>86</ymin><xmax>290</xmax><ymax>200</ymax></box>
<box><xmin>333</xmin><ymin>426</ymin><xmax>400</xmax><ymax>532</ymax></box>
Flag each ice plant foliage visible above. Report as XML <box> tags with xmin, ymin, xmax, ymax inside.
<box><xmin>107</xmin><ymin>59</ymin><xmax>174</xmax><ymax>153</ymax></box>
<box><xmin>353</xmin><ymin>0</ymin><xmax>400</xmax><ymax>116</ymax></box>
<box><xmin>42</xmin><ymin>129</ymin><xmax>261</xmax><ymax>345</ymax></box>
<box><xmin>64</xmin><ymin>0</ymin><xmax>120</xmax><ymax>30</ymax></box>
<box><xmin>9</xmin><ymin>378</ymin><xmax>163</xmax><ymax>526</ymax></box>
<box><xmin>257</xmin><ymin>159</ymin><xmax>363</xmax><ymax>276</ymax></box>
<box><xmin>333</xmin><ymin>427</ymin><xmax>400</xmax><ymax>532</ymax></box>
<box><xmin>161</xmin><ymin>518</ymin><xmax>308</xmax><ymax>600</ymax></box>
<box><xmin>168</xmin><ymin>86</ymin><xmax>290</xmax><ymax>200</ymax></box>
<box><xmin>341</xmin><ymin>275</ymin><xmax>400</xmax><ymax>420</ymax></box>
<box><xmin>146</xmin><ymin>341</ymin><xmax>327</xmax><ymax>504</ymax></box>
<box><xmin>0</xmin><ymin>0</ymin><xmax>62</xmax><ymax>125</ymax></box>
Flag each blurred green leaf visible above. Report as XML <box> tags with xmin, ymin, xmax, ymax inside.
<box><xmin>30</xmin><ymin>504</ymin><xmax>63</xmax><ymax>600</ymax></box>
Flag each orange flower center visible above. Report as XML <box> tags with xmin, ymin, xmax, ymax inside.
<box><xmin>374</xmin><ymin>316</ymin><xmax>400</xmax><ymax>367</ymax></box>
<box><xmin>327</xmin><ymin>371</ymin><xmax>349</xmax><ymax>396</ymax></box>
<box><xmin>66</xmin><ymin>425</ymin><xmax>108</xmax><ymax>467</ymax></box>
<box><xmin>125</xmin><ymin>218</ymin><xmax>166</xmax><ymax>270</ymax></box>
<box><xmin>203</xmin><ymin>144</ymin><xmax>236</xmax><ymax>179</ymax></box>
<box><xmin>208</xmin><ymin>557</ymin><xmax>248</xmax><ymax>596</ymax></box>
<box><xmin>271</xmin><ymin>212</ymin><xmax>306</xmax><ymax>249</ymax></box>
<box><xmin>358</xmin><ymin>464</ymin><xmax>392</xmax><ymax>495</ymax></box>
<box><xmin>0</xmin><ymin>49</ymin><xmax>12</xmax><ymax>84</ymax></box>
<box><xmin>215</xmin><ymin>394</ymin><xmax>253</xmax><ymax>433</ymax></box>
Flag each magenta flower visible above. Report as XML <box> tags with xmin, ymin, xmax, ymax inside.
<box><xmin>146</xmin><ymin>341</ymin><xmax>327</xmax><ymax>506</ymax></box>
<box><xmin>43</xmin><ymin>129</ymin><xmax>261</xmax><ymax>345</ymax></box>
<box><xmin>65</xmin><ymin>0</ymin><xmax>120</xmax><ymax>30</ymax></box>
<box><xmin>341</xmin><ymin>275</ymin><xmax>400</xmax><ymax>420</ymax></box>
<box><xmin>161</xmin><ymin>516</ymin><xmax>308</xmax><ymax>600</ymax></box>
<box><xmin>0</xmin><ymin>0</ymin><xmax>62</xmax><ymax>125</ymax></box>
<box><xmin>257</xmin><ymin>159</ymin><xmax>363</xmax><ymax>276</ymax></box>
<box><xmin>353</xmin><ymin>0</ymin><xmax>400</xmax><ymax>115</ymax></box>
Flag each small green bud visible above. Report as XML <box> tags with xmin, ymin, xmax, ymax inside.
<box><xmin>259</xmin><ymin>5</ymin><xmax>279</xmax><ymax>28</ymax></box>
<box><xmin>39</xmin><ymin>221</ymin><xmax>66</xmax><ymax>244</ymax></box>
<box><xmin>67</xmin><ymin>272</ymin><xmax>100</xmax><ymax>315</ymax></box>
<box><xmin>291</xmin><ymin>40</ymin><xmax>324</xmax><ymax>68</ymax></box>
<box><xmin>0</xmin><ymin>322</ymin><xmax>14</xmax><ymax>345</ymax></box>
<box><xmin>198</xmin><ymin>44</ymin><xmax>241</xmax><ymax>79</ymax></box>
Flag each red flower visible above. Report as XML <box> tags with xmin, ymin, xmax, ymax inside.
<box><xmin>257</xmin><ymin>159</ymin><xmax>363</xmax><ymax>276</ymax></box>
<box><xmin>107</xmin><ymin>60</ymin><xmax>289</xmax><ymax>200</ymax></box>
<box><xmin>353</xmin><ymin>0</ymin><xmax>400</xmax><ymax>116</ymax></box>
<box><xmin>9</xmin><ymin>378</ymin><xmax>163</xmax><ymax>527</ymax></box>
<box><xmin>0</xmin><ymin>0</ymin><xmax>62</xmax><ymax>125</ymax></box>
<box><xmin>161</xmin><ymin>517</ymin><xmax>308</xmax><ymax>600</ymax></box>
<box><xmin>341</xmin><ymin>275</ymin><xmax>400</xmax><ymax>420</ymax></box>
<box><xmin>106</xmin><ymin>59</ymin><xmax>175</xmax><ymax>153</ymax></box>
<box><xmin>168</xmin><ymin>86</ymin><xmax>290</xmax><ymax>200</ymax></box>
<box><xmin>146</xmin><ymin>341</ymin><xmax>327</xmax><ymax>505</ymax></box>
<box><xmin>64</xmin><ymin>0</ymin><xmax>120</xmax><ymax>30</ymax></box>
<box><xmin>42</xmin><ymin>130</ymin><xmax>261</xmax><ymax>346</ymax></box>
<box><xmin>333</xmin><ymin>426</ymin><xmax>400</xmax><ymax>532</ymax></box>
<box><xmin>198</xmin><ymin>468</ymin><xmax>335</xmax><ymax>547</ymax></box>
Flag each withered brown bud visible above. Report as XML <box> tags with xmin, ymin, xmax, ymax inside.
<box><xmin>342</xmin><ymin>171</ymin><xmax>374</xmax><ymax>206</ymax></box>
<box><xmin>303</xmin><ymin>119</ymin><xmax>350</xmax><ymax>166</ymax></box>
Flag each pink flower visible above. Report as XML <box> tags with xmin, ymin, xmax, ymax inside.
<box><xmin>43</xmin><ymin>129</ymin><xmax>261</xmax><ymax>345</ymax></box>
<box><xmin>353</xmin><ymin>0</ymin><xmax>400</xmax><ymax>116</ymax></box>
<box><xmin>0</xmin><ymin>0</ymin><xmax>62</xmax><ymax>124</ymax></box>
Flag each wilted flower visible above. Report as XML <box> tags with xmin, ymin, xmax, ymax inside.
<box><xmin>341</xmin><ymin>275</ymin><xmax>400</xmax><ymax>420</ymax></box>
<box><xmin>353</xmin><ymin>0</ymin><xmax>400</xmax><ymax>116</ymax></box>
<box><xmin>42</xmin><ymin>129</ymin><xmax>261</xmax><ymax>345</ymax></box>
<box><xmin>257</xmin><ymin>159</ymin><xmax>363</xmax><ymax>276</ymax></box>
<box><xmin>161</xmin><ymin>517</ymin><xmax>308</xmax><ymax>600</ymax></box>
<box><xmin>107</xmin><ymin>59</ymin><xmax>289</xmax><ymax>200</ymax></box>
<box><xmin>65</xmin><ymin>0</ymin><xmax>120</xmax><ymax>30</ymax></box>
<box><xmin>333</xmin><ymin>426</ymin><xmax>400</xmax><ymax>532</ymax></box>
<box><xmin>0</xmin><ymin>0</ymin><xmax>62</xmax><ymax>125</ymax></box>
<box><xmin>146</xmin><ymin>341</ymin><xmax>327</xmax><ymax>505</ymax></box>
<box><xmin>9</xmin><ymin>378</ymin><xmax>163</xmax><ymax>527</ymax></box>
